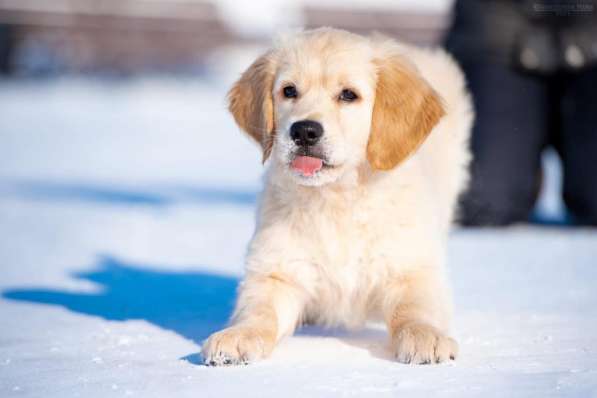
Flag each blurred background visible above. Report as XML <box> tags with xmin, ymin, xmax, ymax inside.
<box><xmin>0</xmin><ymin>0</ymin><xmax>449</xmax><ymax>76</ymax></box>
<box><xmin>2</xmin><ymin>0</ymin><xmax>595</xmax><ymax>226</ymax></box>
<box><xmin>0</xmin><ymin>0</ymin><xmax>452</xmax><ymax>220</ymax></box>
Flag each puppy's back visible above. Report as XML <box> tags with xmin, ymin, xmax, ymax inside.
<box><xmin>396</xmin><ymin>43</ymin><xmax>474</xmax><ymax>227</ymax></box>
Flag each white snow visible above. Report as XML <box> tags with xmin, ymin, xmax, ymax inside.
<box><xmin>1</xmin><ymin>78</ymin><xmax>596</xmax><ymax>397</ymax></box>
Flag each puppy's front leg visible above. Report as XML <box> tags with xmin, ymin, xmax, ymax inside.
<box><xmin>384</xmin><ymin>268</ymin><xmax>458</xmax><ymax>364</ymax></box>
<box><xmin>202</xmin><ymin>273</ymin><xmax>304</xmax><ymax>366</ymax></box>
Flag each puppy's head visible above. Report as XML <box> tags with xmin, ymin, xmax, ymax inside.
<box><xmin>228</xmin><ymin>28</ymin><xmax>445</xmax><ymax>186</ymax></box>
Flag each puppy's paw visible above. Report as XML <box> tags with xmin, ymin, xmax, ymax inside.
<box><xmin>202</xmin><ymin>326</ymin><xmax>275</xmax><ymax>366</ymax></box>
<box><xmin>392</xmin><ymin>322</ymin><xmax>458</xmax><ymax>364</ymax></box>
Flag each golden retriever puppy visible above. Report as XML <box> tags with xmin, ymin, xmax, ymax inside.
<box><xmin>203</xmin><ymin>28</ymin><xmax>473</xmax><ymax>366</ymax></box>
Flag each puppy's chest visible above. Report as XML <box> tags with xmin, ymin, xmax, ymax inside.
<box><xmin>305</xmin><ymin>194</ymin><xmax>372</xmax><ymax>259</ymax></box>
<box><xmin>305</xmin><ymin>208</ymin><xmax>387</xmax><ymax>326</ymax></box>
<box><xmin>280</xmin><ymin>192</ymin><xmax>403</xmax><ymax>326</ymax></box>
<box><xmin>300</xmin><ymin>197</ymin><xmax>382</xmax><ymax>293</ymax></box>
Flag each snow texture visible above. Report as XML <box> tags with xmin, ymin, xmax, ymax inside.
<box><xmin>1</xmin><ymin>78</ymin><xmax>596</xmax><ymax>397</ymax></box>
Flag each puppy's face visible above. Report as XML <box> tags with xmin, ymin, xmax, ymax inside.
<box><xmin>272</xmin><ymin>40</ymin><xmax>376</xmax><ymax>186</ymax></box>
<box><xmin>228</xmin><ymin>29</ymin><xmax>445</xmax><ymax>187</ymax></box>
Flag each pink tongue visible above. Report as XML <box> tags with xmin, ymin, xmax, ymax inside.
<box><xmin>291</xmin><ymin>156</ymin><xmax>323</xmax><ymax>176</ymax></box>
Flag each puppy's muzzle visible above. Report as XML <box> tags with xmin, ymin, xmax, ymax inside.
<box><xmin>290</xmin><ymin>120</ymin><xmax>323</xmax><ymax>147</ymax></box>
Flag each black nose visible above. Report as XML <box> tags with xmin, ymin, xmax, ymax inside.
<box><xmin>290</xmin><ymin>120</ymin><xmax>323</xmax><ymax>147</ymax></box>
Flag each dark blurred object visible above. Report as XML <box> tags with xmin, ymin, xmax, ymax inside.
<box><xmin>0</xmin><ymin>0</ymin><xmax>237</xmax><ymax>75</ymax></box>
<box><xmin>445</xmin><ymin>0</ymin><xmax>597</xmax><ymax>226</ymax></box>
<box><xmin>304</xmin><ymin>6</ymin><xmax>448</xmax><ymax>45</ymax></box>
<box><xmin>0</xmin><ymin>23</ymin><xmax>15</xmax><ymax>73</ymax></box>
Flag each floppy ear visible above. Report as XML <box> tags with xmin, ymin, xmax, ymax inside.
<box><xmin>367</xmin><ymin>56</ymin><xmax>445</xmax><ymax>170</ymax></box>
<box><xmin>228</xmin><ymin>52</ymin><xmax>277</xmax><ymax>162</ymax></box>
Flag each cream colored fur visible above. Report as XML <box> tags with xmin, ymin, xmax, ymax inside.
<box><xmin>203</xmin><ymin>28</ymin><xmax>473</xmax><ymax>366</ymax></box>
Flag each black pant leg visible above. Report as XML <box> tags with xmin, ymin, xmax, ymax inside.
<box><xmin>457</xmin><ymin>61</ymin><xmax>550</xmax><ymax>226</ymax></box>
<box><xmin>559</xmin><ymin>66</ymin><xmax>597</xmax><ymax>225</ymax></box>
<box><xmin>0</xmin><ymin>25</ymin><xmax>16</xmax><ymax>74</ymax></box>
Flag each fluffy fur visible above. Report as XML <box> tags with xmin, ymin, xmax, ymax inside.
<box><xmin>203</xmin><ymin>28</ymin><xmax>473</xmax><ymax>366</ymax></box>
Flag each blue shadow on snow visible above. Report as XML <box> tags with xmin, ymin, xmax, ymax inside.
<box><xmin>2</xmin><ymin>256</ymin><xmax>239</xmax><ymax>347</ymax></box>
<box><xmin>1</xmin><ymin>180</ymin><xmax>258</xmax><ymax>207</ymax></box>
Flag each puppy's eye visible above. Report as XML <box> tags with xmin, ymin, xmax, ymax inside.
<box><xmin>283</xmin><ymin>85</ymin><xmax>298</xmax><ymax>99</ymax></box>
<box><xmin>339</xmin><ymin>89</ymin><xmax>358</xmax><ymax>102</ymax></box>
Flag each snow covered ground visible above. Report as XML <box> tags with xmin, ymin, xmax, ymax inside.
<box><xmin>1</xmin><ymin>78</ymin><xmax>596</xmax><ymax>397</ymax></box>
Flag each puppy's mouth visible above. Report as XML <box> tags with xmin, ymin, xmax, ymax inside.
<box><xmin>291</xmin><ymin>155</ymin><xmax>324</xmax><ymax>177</ymax></box>
<box><xmin>290</xmin><ymin>152</ymin><xmax>334</xmax><ymax>177</ymax></box>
